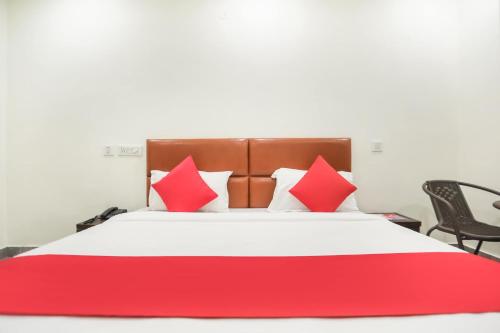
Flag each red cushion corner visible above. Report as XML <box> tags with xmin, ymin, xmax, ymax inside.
<box><xmin>289</xmin><ymin>155</ymin><xmax>357</xmax><ymax>212</ymax></box>
<box><xmin>151</xmin><ymin>156</ymin><xmax>217</xmax><ymax>212</ymax></box>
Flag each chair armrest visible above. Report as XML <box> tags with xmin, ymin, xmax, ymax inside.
<box><xmin>457</xmin><ymin>182</ymin><xmax>500</xmax><ymax>197</ymax></box>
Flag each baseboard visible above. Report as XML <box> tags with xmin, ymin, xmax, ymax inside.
<box><xmin>460</xmin><ymin>245</ymin><xmax>500</xmax><ymax>262</ymax></box>
<box><xmin>475</xmin><ymin>249</ymin><xmax>500</xmax><ymax>261</ymax></box>
<box><xmin>0</xmin><ymin>247</ymin><xmax>37</xmax><ymax>259</ymax></box>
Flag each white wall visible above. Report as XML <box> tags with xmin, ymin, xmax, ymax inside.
<box><xmin>456</xmin><ymin>0</ymin><xmax>500</xmax><ymax>256</ymax></box>
<box><xmin>0</xmin><ymin>0</ymin><xmax>8</xmax><ymax>249</ymax></box>
<box><xmin>1</xmin><ymin>0</ymin><xmax>472</xmax><ymax>247</ymax></box>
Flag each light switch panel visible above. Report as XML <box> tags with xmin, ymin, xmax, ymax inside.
<box><xmin>103</xmin><ymin>145</ymin><xmax>114</xmax><ymax>156</ymax></box>
<box><xmin>371</xmin><ymin>140</ymin><xmax>383</xmax><ymax>153</ymax></box>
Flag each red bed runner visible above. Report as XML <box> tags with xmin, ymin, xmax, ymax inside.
<box><xmin>0</xmin><ymin>252</ymin><xmax>499</xmax><ymax>318</ymax></box>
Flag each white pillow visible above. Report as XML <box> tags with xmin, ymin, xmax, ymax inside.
<box><xmin>267</xmin><ymin>168</ymin><xmax>308</xmax><ymax>212</ymax></box>
<box><xmin>267</xmin><ymin>168</ymin><xmax>359</xmax><ymax>212</ymax></box>
<box><xmin>149</xmin><ymin>170</ymin><xmax>232</xmax><ymax>212</ymax></box>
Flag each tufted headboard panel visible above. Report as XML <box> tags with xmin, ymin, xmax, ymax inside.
<box><xmin>147</xmin><ymin>138</ymin><xmax>351</xmax><ymax>208</ymax></box>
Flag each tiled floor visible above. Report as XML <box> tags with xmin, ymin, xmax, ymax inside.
<box><xmin>1</xmin><ymin>246</ymin><xmax>498</xmax><ymax>262</ymax></box>
<box><xmin>0</xmin><ymin>247</ymin><xmax>37</xmax><ymax>259</ymax></box>
<box><xmin>474</xmin><ymin>251</ymin><xmax>500</xmax><ymax>262</ymax></box>
<box><xmin>448</xmin><ymin>244</ymin><xmax>499</xmax><ymax>262</ymax></box>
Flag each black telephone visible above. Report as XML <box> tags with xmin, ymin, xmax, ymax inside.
<box><xmin>77</xmin><ymin>207</ymin><xmax>128</xmax><ymax>232</ymax></box>
<box><xmin>97</xmin><ymin>207</ymin><xmax>127</xmax><ymax>220</ymax></box>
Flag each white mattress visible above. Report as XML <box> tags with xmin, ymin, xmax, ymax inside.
<box><xmin>2</xmin><ymin>210</ymin><xmax>499</xmax><ymax>333</ymax></box>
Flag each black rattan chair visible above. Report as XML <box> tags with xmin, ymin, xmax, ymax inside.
<box><xmin>423</xmin><ymin>180</ymin><xmax>500</xmax><ymax>254</ymax></box>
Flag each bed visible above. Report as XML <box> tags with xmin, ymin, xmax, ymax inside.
<box><xmin>1</xmin><ymin>138</ymin><xmax>499</xmax><ymax>333</ymax></box>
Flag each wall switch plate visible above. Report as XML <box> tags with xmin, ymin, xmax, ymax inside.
<box><xmin>118</xmin><ymin>145</ymin><xmax>143</xmax><ymax>157</ymax></box>
<box><xmin>103</xmin><ymin>145</ymin><xmax>114</xmax><ymax>156</ymax></box>
<box><xmin>371</xmin><ymin>140</ymin><xmax>383</xmax><ymax>153</ymax></box>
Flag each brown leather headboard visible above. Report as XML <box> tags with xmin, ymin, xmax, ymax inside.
<box><xmin>147</xmin><ymin>138</ymin><xmax>351</xmax><ymax>208</ymax></box>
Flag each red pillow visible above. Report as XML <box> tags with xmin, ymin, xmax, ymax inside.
<box><xmin>289</xmin><ymin>155</ymin><xmax>357</xmax><ymax>212</ymax></box>
<box><xmin>152</xmin><ymin>156</ymin><xmax>218</xmax><ymax>212</ymax></box>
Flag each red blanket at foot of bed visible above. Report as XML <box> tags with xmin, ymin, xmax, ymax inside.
<box><xmin>0</xmin><ymin>252</ymin><xmax>499</xmax><ymax>318</ymax></box>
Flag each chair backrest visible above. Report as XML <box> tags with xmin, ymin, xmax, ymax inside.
<box><xmin>424</xmin><ymin>180</ymin><xmax>474</xmax><ymax>228</ymax></box>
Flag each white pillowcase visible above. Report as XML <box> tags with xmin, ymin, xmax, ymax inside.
<box><xmin>149</xmin><ymin>170</ymin><xmax>232</xmax><ymax>212</ymax></box>
<box><xmin>267</xmin><ymin>168</ymin><xmax>359</xmax><ymax>212</ymax></box>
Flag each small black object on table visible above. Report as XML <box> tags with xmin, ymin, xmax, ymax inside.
<box><xmin>494</xmin><ymin>201</ymin><xmax>500</xmax><ymax>210</ymax></box>
<box><xmin>77</xmin><ymin>217</ymin><xmax>108</xmax><ymax>232</ymax></box>
<box><xmin>367</xmin><ymin>212</ymin><xmax>422</xmax><ymax>232</ymax></box>
<box><xmin>76</xmin><ymin>208</ymin><xmax>127</xmax><ymax>232</ymax></box>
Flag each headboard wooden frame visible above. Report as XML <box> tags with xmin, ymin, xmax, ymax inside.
<box><xmin>147</xmin><ymin>138</ymin><xmax>351</xmax><ymax>208</ymax></box>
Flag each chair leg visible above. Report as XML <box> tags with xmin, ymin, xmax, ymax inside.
<box><xmin>474</xmin><ymin>240</ymin><xmax>483</xmax><ymax>255</ymax></box>
<box><xmin>426</xmin><ymin>225</ymin><xmax>466</xmax><ymax>250</ymax></box>
<box><xmin>426</xmin><ymin>226</ymin><xmax>438</xmax><ymax>236</ymax></box>
<box><xmin>455</xmin><ymin>234</ymin><xmax>465</xmax><ymax>250</ymax></box>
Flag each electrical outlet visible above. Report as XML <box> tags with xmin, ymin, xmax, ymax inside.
<box><xmin>118</xmin><ymin>145</ymin><xmax>143</xmax><ymax>157</ymax></box>
<box><xmin>103</xmin><ymin>145</ymin><xmax>114</xmax><ymax>156</ymax></box>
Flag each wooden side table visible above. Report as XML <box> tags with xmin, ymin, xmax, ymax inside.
<box><xmin>368</xmin><ymin>212</ymin><xmax>422</xmax><ymax>232</ymax></box>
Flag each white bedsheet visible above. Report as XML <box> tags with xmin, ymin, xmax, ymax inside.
<box><xmin>1</xmin><ymin>210</ymin><xmax>499</xmax><ymax>333</ymax></box>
